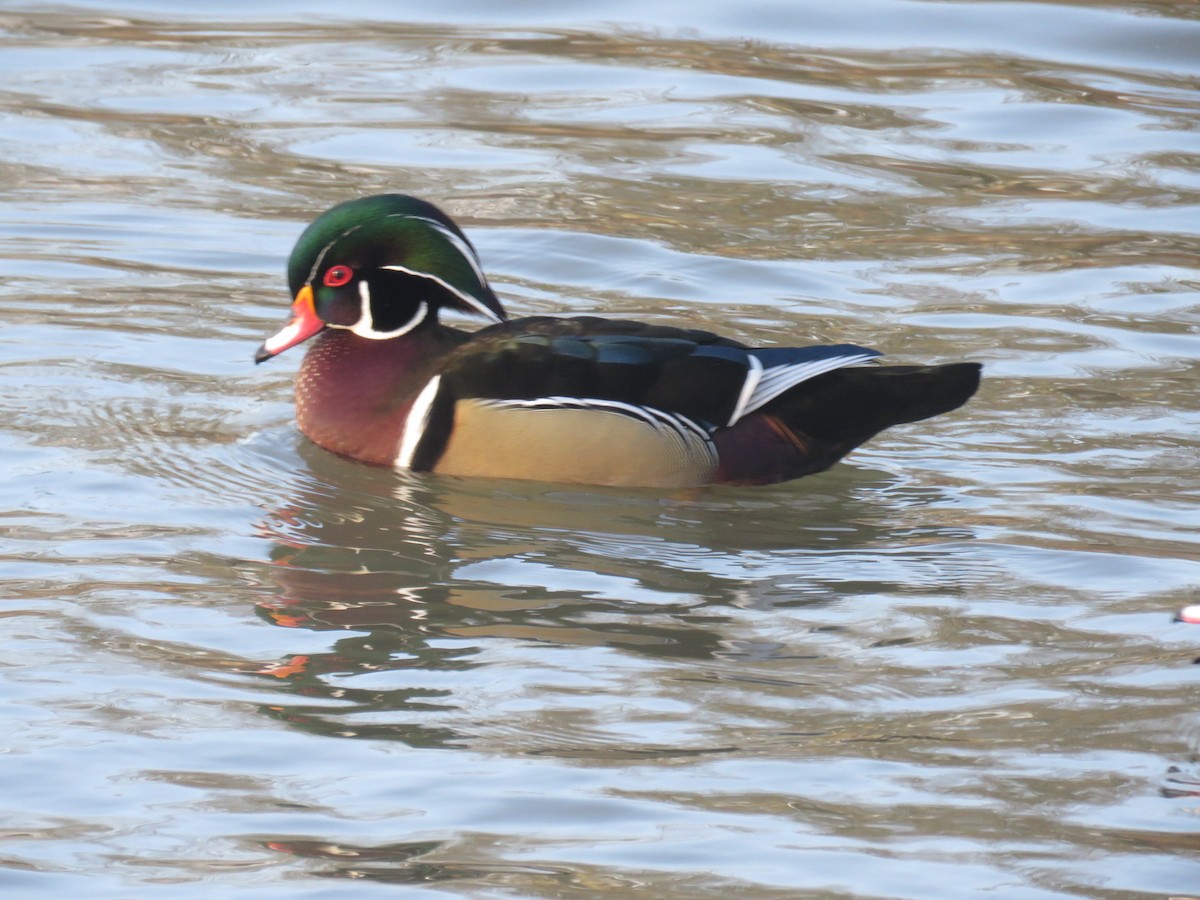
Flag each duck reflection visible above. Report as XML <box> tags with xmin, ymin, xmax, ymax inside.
<box><xmin>248</xmin><ymin>438</ymin><xmax>974</xmax><ymax>746</ymax></box>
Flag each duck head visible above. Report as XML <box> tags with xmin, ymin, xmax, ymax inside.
<box><xmin>255</xmin><ymin>194</ymin><xmax>506</xmax><ymax>363</ymax></box>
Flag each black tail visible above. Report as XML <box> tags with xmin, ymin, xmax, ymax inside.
<box><xmin>764</xmin><ymin>362</ymin><xmax>981</xmax><ymax>474</ymax></box>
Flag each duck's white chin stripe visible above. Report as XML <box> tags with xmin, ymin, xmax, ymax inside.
<box><xmin>326</xmin><ymin>280</ymin><xmax>429</xmax><ymax>340</ymax></box>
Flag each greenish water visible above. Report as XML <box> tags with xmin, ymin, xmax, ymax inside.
<box><xmin>1</xmin><ymin>2</ymin><xmax>1198</xmax><ymax>897</ymax></box>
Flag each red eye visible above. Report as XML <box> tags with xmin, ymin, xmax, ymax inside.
<box><xmin>323</xmin><ymin>265</ymin><xmax>354</xmax><ymax>288</ymax></box>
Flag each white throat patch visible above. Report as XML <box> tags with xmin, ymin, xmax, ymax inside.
<box><xmin>325</xmin><ymin>279</ymin><xmax>429</xmax><ymax>340</ymax></box>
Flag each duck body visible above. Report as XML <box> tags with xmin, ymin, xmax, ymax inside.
<box><xmin>258</xmin><ymin>195</ymin><xmax>980</xmax><ymax>488</ymax></box>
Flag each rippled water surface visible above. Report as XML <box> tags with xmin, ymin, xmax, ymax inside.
<box><xmin>2</xmin><ymin>1</ymin><xmax>1199</xmax><ymax>897</ymax></box>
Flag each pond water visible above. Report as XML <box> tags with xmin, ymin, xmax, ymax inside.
<box><xmin>1</xmin><ymin>2</ymin><xmax>1198</xmax><ymax>897</ymax></box>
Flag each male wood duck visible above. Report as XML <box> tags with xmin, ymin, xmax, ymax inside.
<box><xmin>256</xmin><ymin>194</ymin><xmax>980</xmax><ymax>487</ymax></box>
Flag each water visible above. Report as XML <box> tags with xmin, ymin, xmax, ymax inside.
<box><xmin>2</xmin><ymin>2</ymin><xmax>1199</xmax><ymax>896</ymax></box>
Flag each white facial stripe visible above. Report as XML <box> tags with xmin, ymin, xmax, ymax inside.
<box><xmin>334</xmin><ymin>279</ymin><xmax>429</xmax><ymax>340</ymax></box>
<box><xmin>306</xmin><ymin>213</ymin><xmax>486</xmax><ymax>289</ymax></box>
<box><xmin>381</xmin><ymin>212</ymin><xmax>499</xmax><ymax>320</ymax></box>
<box><xmin>417</xmin><ymin>217</ymin><xmax>488</xmax><ymax>285</ymax></box>
<box><xmin>378</xmin><ymin>264</ymin><xmax>502</xmax><ymax>323</ymax></box>
<box><xmin>433</xmin><ymin>223</ymin><xmax>487</xmax><ymax>284</ymax></box>
<box><xmin>306</xmin><ymin>223</ymin><xmax>363</xmax><ymax>285</ymax></box>
<box><xmin>358</xmin><ymin>278</ymin><xmax>371</xmax><ymax>322</ymax></box>
<box><xmin>384</xmin><ymin>213</ymin><xmax>489</xmax><ymax>286</ymax></box>
<box><xmin>396</xmin><ymin>375</ymin><xmax>442</xmax><ymax>469</ymax></box>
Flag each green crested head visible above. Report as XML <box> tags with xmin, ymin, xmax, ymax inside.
<box><xmin>256</xmin><ymin>195</ymin><xmax>505</xmax><ymax>362</ymax></box>
<box><xmin>264</xmin><ymin>195</ymin><xmax>505</xmax><ymax>357</ymax></box>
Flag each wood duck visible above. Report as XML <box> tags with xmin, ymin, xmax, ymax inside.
<box><xmin>256</xmin><ymin>194</ymin><xmax>980</xmax><ymax>487</ymax></box>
